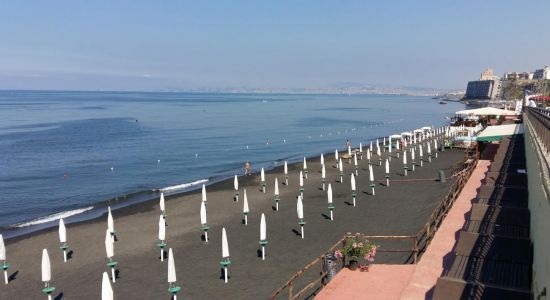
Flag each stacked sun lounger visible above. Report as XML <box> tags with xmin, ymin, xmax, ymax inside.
<box><xmin>433</xmin><ymin>135</ymin><xmax>532</xmax><ymax>300</ymax></box>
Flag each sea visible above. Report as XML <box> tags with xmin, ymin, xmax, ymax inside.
<box><xmin>0</xmin><ymin>90</ymin><xmax>464</xmax><ymax>237</ymax></box>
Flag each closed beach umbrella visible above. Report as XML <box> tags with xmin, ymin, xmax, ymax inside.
<box><xmin>320</xmin><ymin>153</ymin><xmax>324</xmax><ymax>165</ymax></box>
<box><xmin>107</xmin><ymin>206</ymin><xmax>115</xmax><ymax>237</ymax></box>
<box><xmin>58</xmin><ymin>219</ymin><xmax>68</xmax><ymax>262</ymax></box>
<box><xmin>261</xmin><ymin>168</ymin><xmax>266</xmax><ymax>193</ymax></box>
<box><xmin>158</xmin><ymin>215</ymin><xmax>166</xmax><ymax>261</ymax></box>
<box><xmin>101</xmin><ymin>272</ymin><xmax>113</xmax><ymax>300</ymax></box>
<box><xmin>274</xmin><ymin>178</ymin><xmax>280</xmax><ymax>210</ymax></box>
<box><xmin>338</xmin><ymin>159</ymin><xmax>343</xmax><ymax>183</ymax></box>
<box><xmin>327</xmin><ymin>184</ymin><xmax>334</xmax><ymax>221</ymax></box>
<box><xmin>434</xmin><ymin>139</ymin><xmax>438</xmax><ymax>158</ymax></box>
<box><xmin>321</xmin><ymin>164</ymin><xmax>326</xmax><ymax>191</ymax></box>
<box><xmin>369</xmin><ymin>164</ymin><xmax>375</xmax><ymax>195</ymax></box>
<box><xmin>243</xmin><ymin>189</ymin><xmax>249</xmax><ymax>225</ymax></box>
<box><xmin>351</xmin><ymin>173</ymin><xmax>357</xmax><ymax>206</ymax></box>
<box><xmin>221</xmin><ymin>228</ymin><xmax>231</xmax><ymax>283</ymax></box>
<box><xmin>41</xmin><ymin>249</ymin><xmax>51</xmax><ymax>282</ymax></box>
<box><xmin>200</xmin><ymin>201</ymin><xmax>209</xmax><ymax>242</ymax></box>
<box><xmin>202</xmin><ymin>184</ymin><xmax>207</xmax><ymax>203</ymax></box>
<box><xmin>427</xmin><ymin>142</ymin><xmax>432</xmax><ymax>162</ymax></box>
<box><xmin>403</xmin><ymin>149</ymin><xmax>408</xmax><ymax>176</ymax></box>
<box><xmin>385</xmin><ymin>158</ymin><xmax>390</xmax><ymax>186</ymax></box>
<box><xmin>359</xmin><ymin>142</ymin><xmax>363</xmax><ymax>153</ymax></box>
<box><xmin>167</xmin><ymin>248</ymin><xmax>181</xmax><ymax>299</ymax></box>
<box><xmin>353</xmin><ymin>153</ymin><xmax>358</xmax><ymax>176</ymax></box>
<box><xmin>334</xmin><ymin>149</ymin><xmax>338</xmax><ymax>161</ymax></box>
<box><xmin>284</xmin><ymin>161</ymin><xmax>289</xmax><ymax>185</ymax></box>
<box><xmin>297</xmin><ymin>196</ymin><xmax>305</xmax><ymax>238</ymax></box>
<box><xmin>105</xmin><ymin>229</ymin><xmax>117</xmax><ymax>283</ymax></box>
<box><xmin>411</xmin><ymin>146</ymin><xmax>416</xmax><ymax>171</ymax></box>
<box><xmin>234</xmin><ymin>175</ymin><xmax>239</xmax><ymax>202</ymax></box>
<box><xmin>348</xmin><ymin>145</ymin><xmax>352</xmax><ymax>156</ymax></box>
<box><xmin>303</xmin><ymin>157</ymin><xmax>308</xmax><ymax>179</ymax></box>
<box><xmin>0</xmin><ymin>234</ymin><xmax>8</xmax><ymax>285</ymax></box>
<box><xmin>260</xmin><ymin>213</ymin><xmax>267</xmax><ymax>260</ymax></box>
<box><xmin>160</xmin><ymin>192</ymin><xmax>165</xmax><ymax>214</ymax></box>
<box><xmin>367</xmin><ymin>149</ymin><xmax>371</xmax><ymax>161</ymax></box>
<box><xmin>419</xmin><ymin>144</ymin><xmax>424</xmax><ymax>167</ymax></box>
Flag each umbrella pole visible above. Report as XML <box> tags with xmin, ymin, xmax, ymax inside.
<box><xmin>372</xmin><ymin>187</ymin><xmax>375</xmax><ymax>196</ymax></box>
<box><xmin>262</xmin><ymin>246</ymin><xmax>265</xmax><ymax>261</ymax></box>
<box><xmin>224</xmin><ymin>267</ymin><xmax>228</xmax><ymax>283</ymax></box>
<box><xmin>48</xmin><ymin>295</ymin><xmax>52</xmax><ymax>300</ymax></box>
<box><xmin>304</xmin><ymin>172</ymin><xmax>307</xmax><ymax>179</ymax></box>
<box><xmin>4</xmin><ymin>270</ymin><xmax>7</xmax><ymax>285</ymax></box>
<box><xmin>322</xmin><ymin>182</ymin><xmax>325</xmax><ymax>191</ymax></box>
<box><xmin>386</xmin><ymin>178</ymin><xmax>389</xmax><ymax>187</ymax></box>
<box><xmin>330</xmin><ymin>210</ymin><xmax>333</xmax><ymax>221</ymax></box>
<box><xmin>244</xmin><ymin>214</ymin><xmax>248</xmax><ymax>226</ymax></box>
<box><xmin>111</xmin><ymin>267</ymin><xmax>116</xmax><ymax>283</ymax></box>
<box><xmin>352</xmin><ymin>196</ymin><xmax>356</xmax><ymax>207</ymax></box>
<box><xmin>63</xmin><ymin>250</ymin><xmax>67</xmax><ymax>263</ymax></box>
<box><xmin>301</xmin><ymin>225</ymin><xmax>304</xmax><ymax>239</ymax></box>
<box><xmin>404</xmin><ymin>168</ymin><xmax>408</xmax><ymax>176</ymax></box>
<box><xmin>276</xmin><ymin>201</ymin><xmax>279</xmax><ymax>211</ymax></box>
<box><xmin>204</xmin><ymin>231</ymin><xmax>208</xmax><ymax>242</ymax></box>
<box><xmin>235</xmin><ymin>193</ymin><xmax>238</xmax><ymax>202</ymax></box>
<box><xmin>160</xmin><ymin>249</ymin><xmax>164</xmax><ymax>262</ymax></box>
<box><xmin>412</xmin><ymin>163</ymin><xmax>415</xmax><ymax>171</ymax></box>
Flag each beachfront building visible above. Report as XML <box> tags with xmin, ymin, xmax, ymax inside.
<box><xmin>534</xmin><ymin>66</ymin><xmax>550</xmax><ymax>80</ymax></box>
<box><xmin>479</xmin><ymin>68</ymin><xmax>494</xmax><ymax>80</ymax></box>
<box><xmin>465</xmin><ymin>79</ymin><xmax>502</xmax><ymax>100</ymax></box>
<box><xmin>503</xmin><ymin>71</ymin><xmax>534</xmax><ymax>80</ymax></box>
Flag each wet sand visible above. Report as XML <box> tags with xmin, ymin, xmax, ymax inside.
<box><xmin>0</xmin><ymin>147</ymin><xmax>465</xmax><ymax>300</ymax></box>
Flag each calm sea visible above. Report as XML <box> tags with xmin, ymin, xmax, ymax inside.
<box><xmin>0</xmin><ymin>91</ymin><xmax>463</xmax><ymax>234</ymax></box>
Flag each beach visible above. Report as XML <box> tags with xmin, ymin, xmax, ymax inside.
<box><xmin>1</xmin><ymin>146</ymin><xmax>465</xmax><ymax>299</ymax></box>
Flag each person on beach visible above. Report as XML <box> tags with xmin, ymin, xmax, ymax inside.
<box><xmin>346</xmin><ymin>139</ymin><xmax>352</xmax><ymax>149</ymax></box>
<box><xmin>245</xmin><ymin>160</ymin><xmax>251</xmax><ymax>176</ymax></box>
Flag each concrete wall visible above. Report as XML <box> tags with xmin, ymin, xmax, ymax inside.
<box><xmin>525</xmin><ymin>123</ymin><xmax>550</xmax><ymax>299</ymax></box>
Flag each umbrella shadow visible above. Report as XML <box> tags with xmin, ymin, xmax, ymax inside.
<box><xmin>159</xmin><ymin>250</ymin><xmax>168</xmax><ymax>261</ymax></box>
<box><xmin>115</xmin><ymin>269</ymin><xmax>121</xmax><ymax>279</ymax></box>
<box><xmin>291</xmin><ymin>229</ymin><xmax>301</xmax><ymax>236</ymax></box>
<box><xmin>201</xmin><ymin>234</ymin><xmax>207</xmax><ymax>242</ymax></box>
<box><xmin>8</xmin><ymin>270</ymin><xmax>18</xmax><ymax>282</ymax></box>
<box><xmin>219</xmin><ymin>268</ymin><xmax>230</xmax><ymax>280</ymax></box>
<box><xmin>344</xmin><ymin>201</ymin><xmax>353</xmax><ymax>206</ymax></box>
<box><xmin>256</xmin><ymin>249</ymin><xmax>263</xmax><ymax>258</ymax></box>
<box><xmin>321</xmin><ymin>213</ymin><xmax>331</xmax><ymax>220</ymax></box>
<box><xmin>53</xmin><ymin>292</ymin><xmax>64</xmax><ymax>300</ymax></box>
<box><xmin>67</xmin><ymin>250</ymin><xmax>74</xmax><ymax>260</ymax></box>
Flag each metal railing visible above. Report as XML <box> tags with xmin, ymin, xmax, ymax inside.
<box><xmin>524</xmin><ymin>107</ymin><xmax>550</xmax><ymax>198</ymax></box>
<box><xmin>269</xmin><ymin>151</ymin><xmax>479</xmax><ymax>300</ymax></box>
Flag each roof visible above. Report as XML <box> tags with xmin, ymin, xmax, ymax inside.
<box><xmin>455</xmin><ymin>107</ymin><xmax>517</xmax><ymax>116</ymax></box>
<box><xmin>476</xmin><ymin>124</ymin><xmax>524</xmax><ymax>142</ymax></box>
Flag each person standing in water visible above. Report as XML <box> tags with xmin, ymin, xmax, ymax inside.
<box><xmin>244</xmin><ymin>160</ymin><xmax>251</xmax><ymax>176</ymax></box>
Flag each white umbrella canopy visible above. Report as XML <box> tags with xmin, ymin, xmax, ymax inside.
<box><xmin>353</xmin><ymin>153</ymin><xmax>358</xmax><ymax>166</ymax></box>
<box><xmin>297</xmin><ymin>196</ymin><xmax>304</xmax><ymax>219</ymax></box>
<box><xmin>299</xmin><ymin>171</ymin><xmax>304</xmax><ymax>187</ymax></box>
<box><xmin>385</xmin><ymin>159</ymin><xmax>390</xmax><ymax>174</ymax></box>
<box><xmin>327</xmin><ymin>184</ymin><xmax>333</xmax><ymax>204</ymax></box>
<box><xmin>348</xmin><ymin>146</ymin><xmax>352</xmax><ymax>156</ymax></box>
<box><xmin>274</xmin><ymin>178</ymin><xmax>279</xmax><ymax>196</ymax></box>
<box><xmin>427</xmin><ymin>142</ymin><xmax>432</xmax><ymax>154</ymax></box>
<box><xmin>303</xmin><ymin>157</ymin><xmax>307</xmax><ymax>170</ymax></box>
<box><xmin>261</xmin><ymin>168</ymin><xmax>265</xmax><ymax>182</ymax></box>
<box><xmin>260</xmin><ymin>213</ymin><xmax>266</xmax><ymax>241</ymax></box>
<box><xmin>284</xmin><ymin>161</ymin><xmax>288</xmax><ymax>175</ymax></box>
<box><xmin>200</xmin><ymin>201</ymin><xmax>207</xmax><ymax>225</ymax></box>
<box><xmin>351</xmin><ymin>173</ymin><xmax>356</xmax><ymax>191</ymax></box>
<box><xmin>367</xmin><ymin>149</ymin><xmax>371</xmax><ymax>160</ymax></box>
<box><xmin>202</xmin><ymin>184</ymin><xmax>207</xmax><ymax>202</ymax></box>
<box><xmin>376</xmin><ymin>145</ymin><xmax>381</xmax><ymax>157</ymax></box>
<box><xmin>222</xmin><ymin>228</ymin><xmax>230</xmax><ymax>258</ymax></box>
<box><xmin>338</xmin><ymin>159</ymin><xmax>343</xmax><ymax>172</ymax></box>
<box><xmin>359</xmin><ymin>142</ymin><xmax>363</xmax><ymax>152</ymax></box>
<box><xmin>107</xmin><ymin>206</ymin><xmax>114</xmax><ymax>235</ymax></box>
<box><xmin>234</xmin><ymin>175</ymin><xmax>238</xmax><ymax>191</ymax></box>
<box><xmin>369</xmin><ymin>165</ymin><xmax>374</xmax><ymax>182</ymax></box>
<box><xmin>160</xmin><ymin>193</ymin><xmax>165</xmax><ymax>213</ymax></box>
<box><xmin>105</xmin><ymin>229</ymin><xmax>114</xmax><ymax>259</ymax></box>
<box><xmin>41</xmin><ymin>249</ymin><xmax>51</xmax><ymax>283</ymax></box>
<box><xmin>159</xmin><ymin>215</ymin><xmax>166</xmax><ymax>241</ymax></box>
<box><xmin>334</xmin><ymin>149</ymin><xmax>338</xmax><ymax>161</ymax></box>
<box><xmin>411</xmin><ymin>146</ymin><xmax>416</xmax><ymax>160</ymax></box>
<box><xmin>168</xmin><ymin>248</ymin><xmax>176</xmax><ymax>283</ymax></box>
<box><xmin>243</xmin><ymin>189</ymin><xmax>249</xmax><ymax>214</ymax></box>
<box><xmin>321</xmin><ymin>164</ymin><xmax>326</xmax><ymax>179</ymax></box>
<box><xmin>320</xmin><ymin>153</ymin><xmax>324</xmax><ymax>165</ymax></box>
<box><xmin>403</xmin><ymin>150</ymin><xmax>407</xmax><ymax>164</ymax></box>
<box><xmin>101</xmin><ymin>272</ymin><xmax>114</xmax><ymax>300</ymax></box>
<box><xmin>0</xmin><ymin>234</ymin><xmax>5</xmax><ymax>261</ymax></box>
<box><xmin>390</xmin><ymin>134</ymin><xmax>401</xmax><ymax>139</ymax></box>
<box><xmin>59</xmin><ymin>219</ymin><xmax>67</xmax><ymax>244</ymax></box>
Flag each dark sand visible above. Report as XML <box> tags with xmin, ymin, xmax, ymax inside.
<box><xmin>0</xmin><ymin>146</ymin><xmax>465</xmax><ymax>300</ymax></box>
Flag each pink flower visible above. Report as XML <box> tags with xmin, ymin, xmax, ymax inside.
<box><xmin>334</xmin><ymin>250</ymin><xmax>343</xmax><ymax>259</ymax></box>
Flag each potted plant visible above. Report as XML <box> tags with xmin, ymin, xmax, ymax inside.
<box><xmin>334</xmin><ymin>234</ymin><xmax>378</xmax><ymax>271</ymax></box>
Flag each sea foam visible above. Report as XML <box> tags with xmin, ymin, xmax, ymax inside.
<box><xmin>13</xmin><ymin>206</ymin><xmax>94</xmax><ymax>227</ymax></box>
<box><xmin>159</xmin><ymin>179</ymin><xmax>209</xmax><ymax>192</ymax></box>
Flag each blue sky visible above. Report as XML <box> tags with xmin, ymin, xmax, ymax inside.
<box><xmin>1</xmin><ymin>1</ymin><xmax>548</xmax><ymax>91</ymax></box>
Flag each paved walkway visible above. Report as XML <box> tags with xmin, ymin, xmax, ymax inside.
<box><xmin>315</xmin><ymin>160</ymin><xmax>491</xmax><ymax>300</ymax></box>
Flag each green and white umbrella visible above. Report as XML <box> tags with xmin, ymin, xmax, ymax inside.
<box><xmin>58</xmin><ymin>219</ymin><xmax>68</xmax><ymax>262</ymax></box>
<box><xmin>338</xmin><ymin>159</ymin><xmax>344</xmax><ymax>183</ymax></box>
<box><xmin>202</xmin><ymin>184</ymin><xmax>207</xmax><ymax>204</ymax></box>
<box><xmin>101</xmin><ymin>272</ymin><xmax>113</xmax><ymax>300</ymax></box>
<box><xmin>411</xmin><ymin>146</ymin><xmax>416</xmax><ymax>171</ymax></box>
<box><xmin>167</xmin><ymin>248</ymin><xmax>181</xmax><ymax>299</ymax></box>
<box><xmin>299</xmin><ymin>171</ymin><xmax>304</xmax><ymax>197</ymax></box>
<box><xmin>321</xmin><ymin>164</ymin><xmax>326</xmax><ymax>191</ymax></box>
<box><xmin>158</xmin><ymin>215</ymin><xmax>167</xmax><ymax>261</ymax></box>
<box><xmin>234</xmin><ymin>175</ymin><xmax>239</xmax><ymax>202</ymax></box>
<box><xmin>259</xmin><ymin>213</ymin><xmax>268</xmax><ymax>261</ymax></box>
<box><xmin>303</xmin><ymin>157</ymin><xmax>308</xmax><ymax>179</ymax></box>
<box><xmin>0</xmin><ymin>234</ymin><xmax>9</xmax><ymax>285</ymax></box>
<box><xmin>427</xmin><ymin>142</ymin><xmax>432</xmax><ymax>162</ymax></box>
<box><xmin>220</xmin><ymin>228</ymin><xmax>231</xmax><ymax>283</ymax></box>
<box><xmin>284</xmin><ymin>161</ymin><xmax>289</xmax><ymax>185</ymax></box>
<box><xmin>105</xmin><ymin>229</ymin><xmax>117</xmax><ymax>283</ymax></box>
<box><xmin>434</xmin><ymin>139</ymin><xmax>438</xmax><ymax>158</ymax></box>
<box><xmin>327</xmin><ymin>184</ymin><xmax>334</xmax><ymax>221</ymax></box>
<box><xmin>385</xmin><ymin>158</ymin><xmax>390</xmax><ymax>186</ymax></box>
<box><xmin>419</xmin><ymin>144</ymin><xmax>424</xmax><ymax>167</ymax></box>
<box><xmin>320</xmin><ymin>153</ymin><xmax>324</xmax><ymax>165</ymax></box>
<box><xmin>200</xmin><ymin>201</ymin><xmax>209</xmax><ymax>242</ymax></box>
<box><xmin>273</xmin><ymin>177</ymin><xmax>280</xmax><ymax>211</ymax></box>
<box><xmin>351</xmin><ymin>173</ymin><xmax>357</xmax><ymax>206</ymax></box>
<box><xmin>369</xmin><ymin>164</ymin><xmax>375</xmax><ymax>195</ymax></box>
<box><xmin>41</xmin><ymin>249</ymin><xmax>55</xmax><ymax>300</ymax></box>
<box><xmin>353</xmin><ymin>153</ymin><xmax>358</xmax><ymax>176</ymax></box>
<box><xmin>261</xmin><ymin>168</ymin><xmax>266</xmax><ymax>193</ymax></box>
<box><xmin>297</xmin><ymin>196</ymin><xmax>305</xmax><ymax>239</ymax></box>
<box><xmin>160</xmin><ymin>192</ymin><xmax>166</xmax><ymax>217</ymax></box>
<box><xmin>243</xmin><ymin>189</ymin><xmax>249</xmax><ymax>225</ymax></box>
<box><xmin>403</xmin><ymin>149</ymin><xmax>408</xmax><ymax>176</ymax></box>
<box><xmin>107</xmin><ymin>206</ymin><xmax>115</xmax><ymax>240</ymax></box>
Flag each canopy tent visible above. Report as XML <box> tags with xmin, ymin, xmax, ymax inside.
<box><xmin>400</xmin><ymin>132</ymin><xmax>413</xmax><ymax>137</ymax></box>
<box><xmin>389</xmin><ymin>134</ymin><xmax>401</xmax><ymax>139</ymax></box>
<box><xmin>455</xmin><ymin>107</ymin><xmax>517</xmax><ymax>116</ymax></box>
<box><xmin>421</xmin><ymin>126</ymin><xmax>432</xmax><ymax>131</ymax></box>
<box><xmin>476</xmin><ymin>124</ymin><xmax>524</xmax><ymax>142</ymax></box>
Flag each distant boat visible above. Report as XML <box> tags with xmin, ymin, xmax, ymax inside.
<box><xmin>439</xmin><ymin>101</ymin><xmax>447</xmax><ymax>105</ymax></box>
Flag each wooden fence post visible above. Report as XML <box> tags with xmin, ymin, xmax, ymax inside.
<box><xmin>288</xmin><ymin>281</ymin><xmax>293</xmax><ymax>300</ymax></box>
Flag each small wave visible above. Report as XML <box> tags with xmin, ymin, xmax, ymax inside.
<box><xmin>159</xmin><ymin>179</ymin><xmax>209</xmax><ymax>192</ymax></box>
<box><xmin>13</xmin><ymin>206</ymin><xmax>94</xmax><ymax>227</ymax></box>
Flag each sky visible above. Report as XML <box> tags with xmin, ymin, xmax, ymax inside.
<box><xmin>0</xmin><ymin>0</ymin><xmax>549</xmax><ymax>91</ymax></box>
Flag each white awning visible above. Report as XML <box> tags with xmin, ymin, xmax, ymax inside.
<box><xmin>476</xmin><ymin>124</ymin><xmax>524</xmax><ymax>142</ymax></box>
<box><xmin>455</xmin><ymin>107</ymin><xmax>517</xmax><ymax>116</ymax></box>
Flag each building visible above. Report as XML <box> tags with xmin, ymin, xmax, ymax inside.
<box><xmin>465</xmin><ymin>79</ymin><xmax>502</xmax><ymax>99</ymax></box>
<box><xmin>480</xmin><ymin>68</ymin><xmax>494</xmax><ymax>80</ymax></box>
<box><xmin>534</xmin><ymin>66</ymin><xmax>550</xmax><ymax>80</ymax></box>
<box><xmin>504</xmin><ymin>72</ymin><xmax>533</xmax><ymax>80</ymax></box>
